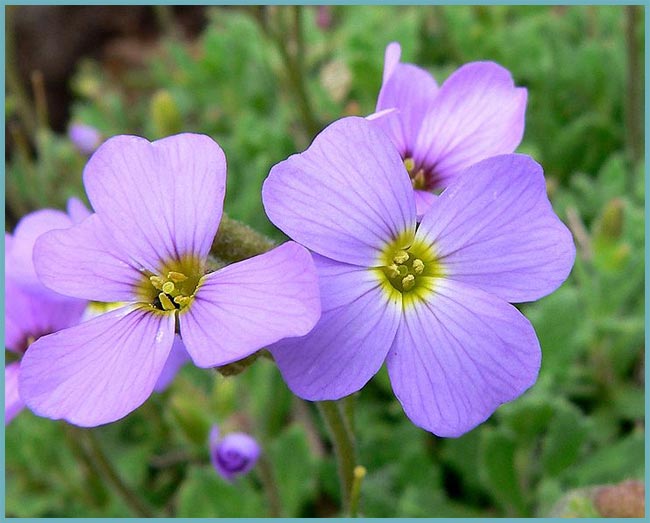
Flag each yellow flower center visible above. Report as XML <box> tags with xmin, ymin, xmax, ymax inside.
<box><xmin>137</xmin><ymin>255</ymin><xmax>203</xmax><ymax>312</ymax></box>
<box><xmin>404</xmin><ymin>157</ymin><xmax>429</xmax><ymax>191</ymax></box>
<box><xmin>375</xmin><ymin>231</ymin><xmax>444</xmax><ymax>307</ymax></box>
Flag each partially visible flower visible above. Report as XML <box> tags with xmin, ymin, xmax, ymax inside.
<box><xmin>21</xmin><ymin>133</ymin><xmax>321</xmax><ymax>427</ymax></box>
<box><xmin>315</xmin><ymin>6</ymin><xmax>332</xmax><ymax>30</ymax></box>
<box><xmin>209</xmin><ymin>425</ymin><xmax>261</xmax><ymax>482</ymax></box>
<box><xmin>68</xmin><ymin>123</ymin><xmax>103</xmax><ymax>155</ymax></box>
<box><xmin>5</xmin><ymin>206</ymin><xmax>89</xmax><ymax>424</ymax></box>
<box><xmin>263</xmin><ymin>117</ymin><xmax>575</xmax><ymax>437</ymax></box>
<box><xmin>373</xmin><ymin>42</ymin><xmax>527</xmax><ymax>216</ymax></box>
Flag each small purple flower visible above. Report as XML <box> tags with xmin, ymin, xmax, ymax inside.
<box><xmin>5</xmin><ymin>207</ymin><xmax>89</xmax><ymax>424</ymax></box>
<box><xmin>20</xmin><ymin>133</ymin><xmax>321</xmax><ymax>427</ymax></box>
<box><xmin>262</xmin><ymin>117</ymin><xmax>575</xmax><ymax>437</ymax></box>
<box><xmin>374</xmin><ymin>42</ymin><xmax>527</xmax><ymax>216</ymax></box>
<box><xmin>209</xmin><ymin>425</ymin><xmax>261</xmax><ymax>482</ymax></box>
<box><xmin>68</xmin><ymin>123</ymin><xmax>103</xmax><ymax>155</ymax></box>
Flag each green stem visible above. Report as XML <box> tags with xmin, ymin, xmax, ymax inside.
<box><xmin>624</xmin><ymin>5</ymin><xmax>643</xmax><ymax>170</ymax></box>
<box><xmin>256</xmin><ymin>453</ymin><xmax>283</xmax><ymax>517</ymax></box>
<box><xmin>257</xmin><ymin>6</ymin><xmax>321</xmax><ymax>141</ymax></box>
<box><xmin>317</xmin><ymin>400</ymin><xmax>357</xmax><ymax>515</ymax></box>
<box><xmin>77</xmin><ymin>428</ymin><xmax>156</xmax><ymax>517</ymax></box>
<box><xmin>349</xmin><ymin>465</ymin><xmax>367</xmax><ymax>517</ymax></box>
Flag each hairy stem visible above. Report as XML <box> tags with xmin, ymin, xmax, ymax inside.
<box><xmin>211</xmin><ymin>213</ymin><xmax>276</xmax><ymax>263</ymax></box>
<box><xmin>317</xmin><ymin>400</ymin><xmax>357</xmax><ymax>515</ymax></box>
<box><xmin>256</xmin><ymin>452</ymin><xmax>283</xmax><ymax>517</ymax></box>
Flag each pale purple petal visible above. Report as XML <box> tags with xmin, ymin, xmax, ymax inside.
<box><xmin>417</xmin><ymin>154</ymin><xmax>575</xmax><ymax>302</ymax></box>
<box><xmin>414</xmin><ymin>190</ymin><xmax>437</xmax><ymax>219</ymax></box>
<box><xmin>387</xmin><ymin>278</ymin><xmax>541</xmax><ymax>437</ymax></box>
<box><xmin>180</xmin><ymin>242</ymin><xmax>321</xmax><ymax>368</ymax></box>
<box><xmin>20</xmin><ymin>305</ymin><xmax>175</xmax><ymax>427</ymax></box>
<box><xmin>375</xmin><ymin>43</ymin><xmax>439</xmax><ymax>156</ymax></box>
<box><xmin>68</xmin><ymin>123</ymin><xmax>102</xmax><ymax>155</ymax></box>
<box><xmin>66</xmin><ymin>197</ymin><xmax>92</xmax><ymax>224</ymax></box>
<box><xmin>5</xmin><ymin>362</ymin><xmax>25</xmax><ymax>424</ymax></box>
<box><xmin>6</xmin><ymin>209</ymin><xmax>74</xmax><ymax>288</ymax></box>
<box><xmin>413</xmin><ymin>62</ymin><xmax>527</xmax><ymax>188</ymax></box>
<box><xmin>270</xmin><ymin>255</ymin><xmax>400</xmax><ymax>400</ymax></box>
<box><xmin>33</xmin><ymin>214</ymin><xmax>144</xmax><ymax>302</ymax></box>
<box><xmin>4</xmin><ymin>277</ymin><xmax>86</xmax><ymax>353</ymax></box>
<box><xmin>263</xmin><ymin>117</ymin><xmax>415</xmax><ymax>267</ymax></box>
<box><xmin>83</xmin><ymin>134</ymin><xmax>226</xmax><ymax>269</ymax></box>
<box><xmin>153</xmin><ymin>335</ymin><xmax>191</xmax><ymax>392</ymax></box>
<box><xmin>211</xmin><ymin>432</ymin><xmax>261</xmax><ymax>482</ymax></box>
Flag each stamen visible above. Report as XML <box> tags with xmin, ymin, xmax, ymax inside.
<box><xmin>174</xmin><ymin>295</ymin><xmax>191</xmax><ymax>307</ymax></box>
<box><xmin>386</xmin><ymin>264</ymin><xmax>400</xmax><ymax>278</ymax></box>
<box><xmin>162</xmin><ymin>281</ymin><xmax>175</xmax><ymax>294</ymax></box>
<box><xmin>411</xmin><ymin>169</ymin><xmax>426</xmax><ymax>189</ymax></box>
<box><xmin>393</xmin><ymin>250</ymin><xmax>409</xmax><ymax>264</ymax></box>
<box><xmin>168</xmin><ymin>271</ymin><xmax>188</xmax><ymax>283</ymax></box>
<box><xmin>412</xmin><ymin>259</ymin><xmax>424</xmax><ymax>274</ymax></box>
<box><xmin>402</xmin><ymin>274</ymin><xmax>415</xmax><ymax>291</ymax></box>
<box><xmin>404</xmin><ymin>157</ymin><xmax>415</xmax><ymax>172</ymax></box>
<box><xmin>158</xmin><ymin>292</ymin><xmax>176</xmax><ymax>311</ymax></box>
<box><xmin>150</xmin><ymin>275</ymin><xmax>165</xmax><ymax>290</ymax></box>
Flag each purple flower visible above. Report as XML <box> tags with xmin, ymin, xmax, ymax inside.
<box><xmin>262</xmin><ymin>117</ymin><xmax>575</xmax><ymax>437</ymax></box>
<box><xmin>5</xmin><ymin>207</ymin><xmax>89</xmax><ymax>424</ymax></box>
<box><xmin>209</xmin><ymin>425</ymin><xmax>261</xmax><ymax>482</ymax></box>
<box><xmin>374</xmin><ymin>42</ymin><xmax>527</xmax><ymax>216</ymax></box>
<box><xmin>20</xmin><ymin>133</ymin><xmax>321</xmax><ymax>427</ymax></box>
<box><xmin>68</xmin><ymin>123</ymin><xmax>103</xmax><ymax>155</ymax></box>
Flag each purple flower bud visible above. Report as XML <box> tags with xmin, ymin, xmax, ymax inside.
<box><xmin>209</xmin><ymin>425</ymin><xmax>261</xmax><ymax>482</ymax></box>
<box><xmin>315</xmin><ymin>6</ymin><xmax>332</xmax><ymax>30</ymax></box>
<box><xmin>68</xmin><ymin>123</ymin><xmax>102</xmax><ymax>155</ymax></box>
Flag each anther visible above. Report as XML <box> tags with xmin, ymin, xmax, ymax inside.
<box><xmin>412</xmin><ymin>169</ymin><xmax>426</xmax><ymax>189</ymax></box>
<box><xmin>393</xmin><ymin>250</ymin><xmax>409</xmax><ymax>264</ymax></box>
<box><xmin>168</xmin><ymin>271</ymin><xmax>188</xmax><ymax>283</ymax></box>
<box><xmin>174</xmin><ymin>295</ymin><xmax>191</xmax><ymax>307</ymax></box>
<box><xmin>402</xmin><ymin>274</ymin><xmax>415</xmax><ymax>291</ymax></box>
<box><xmin>158</xmin><ymin>292</ymin><xmax>176</xmax><ymax>311</ymax></box>
<box><xmin>404</xmin><ymin>157</ymin><xmax>415</xmax><ymax>173</ymax></box>
<box><xmin>412</xmin><ymin>259</ymin><xmax>424</xmax><ymax>274</ymax></box>
<box><xmin>150</xmin><ymin>275</ymin><xmax>165</xmax><ymax>290</ymax></box>
<box><xmin>386</xmin><ymin>264</ymin><xmax>400</xmax><ymax>278</ymax></box>
<box><xmin>162</xmin><ymin>281</ymin><xmax>175</xmax><ymax>294</ymax></box>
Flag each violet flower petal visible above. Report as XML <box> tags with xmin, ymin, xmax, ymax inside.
<box><xmin>83</xmin><ymin>134</ymin><xmax>226</xmax><ymax>269</ymax></box>
<box><xmin>413</xmin><ymin>61</ymin><xmax>527</xmax><ymax>189</ymax></box>
<box><xmin>7</xmin><ymin>209</ymin><xmax>74</xmax><ymax>288</ymax></box>
<box><xmin>263</xmin><ymin>117</ymin><xmax>415</xmax><ymax>267</ymax></box>
<box><xmin>34</xmin><ymin>214</ymin><xmax>144</xmax><ymax>302</ymax></box>
<box><xmin>376</xmin><ymin>42</ymin><xmax>439</xmax><ymax>156</ymax></box>
<box><xmin>5</xmin><ymin>362</ymin><xmax>25</xmax><ymax>424</ymax></box>
<box><xmin>153</xmin><ymin>335</ymin><xmax>191</xmax><ymax>393</ymax></box>
<box><xmin>270</xmin><ymin>255</ymin><xmax>400</xmax><ymax>400</ymax></box>
<box><xmin>66</xmin><ymin>197</ymin><xmax>92</xmax><ymax>224</ymax></box>
<box><xmin>387</xmin><ymin>278</ymin><xmax>540</xmax><ymax>437</ymax></box>
<box><xmin>180</xmin><ymin>242</ymin><xmax>321</xmax><ymax>368</ymax></box>
<box><xmin>4</xmin><ymin>277</ymin><xmax>86</xmax><ymax>353</ymax></box>
<box><xmin>417</xmin><ymin>154</ymin><xmax>575</xmax><ymax>303</ymax></box>
<box><xmin>20</xmin><ymin>305</ymin><xmax>175</xmax><ymax>427</ymax></box>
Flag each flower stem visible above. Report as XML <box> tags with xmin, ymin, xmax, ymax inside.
<box><xmin>75</xmin><ymin>428</ymin><xmax>156</xmax><ymax>517</ymax></box>
<box><xmin>317</xmin><ymin>400</ymin><xmax>357</xmax><ymax>515</ymax></box>
<box><xmin>624</xmin><ymin>5</ymin><xmax>643</xmax><ymax>170</ymax></box>
<box><xmin>256</xmin><ymin>452</ymin><xmax>283</xmax><ymax>517</ymax></box>
<box><xmin>349</xmin><ymin>465</ymin><xmax>367</xmax><ymax>517</ymax></box>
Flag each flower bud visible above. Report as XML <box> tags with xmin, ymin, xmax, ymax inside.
<box><xmin>150</xmin><ymin>89</ymin><xmax>182</xmax><ymax>138</ymax></box>
<box><xmin>209</xmin><ymin>425</ymin><xmax>261</xmax><ymax>482</ymax></box>
<box><xmin>68</xmin><ymin>123</ymin><xmax>102</xmax><ymax>155</ymax></box>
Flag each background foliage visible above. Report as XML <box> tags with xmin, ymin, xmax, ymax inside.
<box><xmin>5</xmin><ymin>5</ymin><xmax>644</xmax><ymax>517</ymax></box>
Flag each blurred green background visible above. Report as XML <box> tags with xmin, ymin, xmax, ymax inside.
<box><xmin>5</xmin><ymin>5</ymin><xmax>644</xmax><ymax>517</ymax></box>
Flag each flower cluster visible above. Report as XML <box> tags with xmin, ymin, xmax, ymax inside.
<box><xmin>8</xmin><ymin>42</ymin><xmax>574</xmax><ymax>439</ymax></box>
